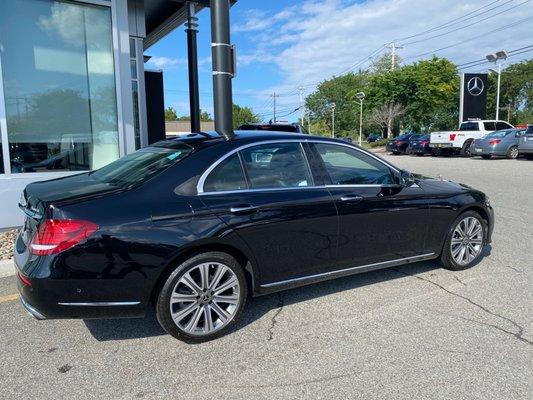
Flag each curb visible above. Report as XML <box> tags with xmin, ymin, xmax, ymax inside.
<box><xmin>0</xmin><ymin>259</ymin><xmax>15</xmax><ymax>278</ymax></box>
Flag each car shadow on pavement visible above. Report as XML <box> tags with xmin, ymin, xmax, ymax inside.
<box><xmin>83</xmin><ymin>246</ymin><xmax>491</xmax><ymax>342</ymax></box>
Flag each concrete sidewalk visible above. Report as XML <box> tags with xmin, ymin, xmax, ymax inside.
<box><xmin>0</xmin><ymin>259</ymin><xmax>15</xmax><ymax>278</ymax></box>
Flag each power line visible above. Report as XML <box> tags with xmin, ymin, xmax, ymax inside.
<box><xmin>401</xmin><ymin>0</ymin><xmax>530</xmax><ymax>46</ymax></box>
<box><xmin>458</xmin><ymin>47</ymin><xmax>533</xmax><ymax>70</ymax></box>
<box><xmin>394</xmin><ymin>0</ymin><xmax>506</xmax><ymax>42</ymax></box>
<box><xmin>403</xmin><ymin>16</ymin><xmax>533</xmax><ymax>61</ymax></box>
<box><xmin>456</xmin><ymin>44</ymin><xmax>533</xmax><ymax>67</ymax></box>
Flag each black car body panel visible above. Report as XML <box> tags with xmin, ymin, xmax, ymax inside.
<box><xmin>15</xmin><ymin>131</ymin><xmax>494</xmax><ymax>319</ymax></box>
<box><xmin>407</xmin><ymin>135</ymin><xmax>432</xmax><ymax>155</ymax></box>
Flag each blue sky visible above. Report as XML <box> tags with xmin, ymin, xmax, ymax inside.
<box><xmin>145</xmin><ymin>0</ymin><xmax>533</xmax><ymax>122</ymax></box>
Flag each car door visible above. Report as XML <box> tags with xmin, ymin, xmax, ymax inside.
<box><xmin>309</xmin><ymin>142</ymin><xmax>430</xmax><ymax>269</ymax></box>
<box><xmin>197</xmin><ymin>141</ymin><xmax>338</xmax><ymax>286</ymax></box>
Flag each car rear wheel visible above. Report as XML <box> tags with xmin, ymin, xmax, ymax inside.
<box><xmin>441</xmin><ymin>211</ymin><xmax>486</xmax><ymax>271</ymax></box>
<box><xmin>506</xmin><ymin>146</ymin><xmax>519</xmax><ymax>159</ymax></box>
<box><xmin>156</xmin><ymin>252</ymin><xmax>247</xmax><ymax>342</ymax></box>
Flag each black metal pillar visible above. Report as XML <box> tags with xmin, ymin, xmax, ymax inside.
<box><xmin>210</xmin><ymin>0</ymin><xmax>234</xmax><ymax>139</ymax></box>
<box><xmin>186</xmin><ymin>2</ymin><xmax>201</xmax><ymax>133</ymax></box>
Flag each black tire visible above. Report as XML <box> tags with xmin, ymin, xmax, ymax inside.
<box><xmin>441</xmin><ymin>211</ymin><xmax>486</xmax><ymax>271</ymax></box>
<box><xmin>416</xmin><ymin>153</ymin><xmax>424</xmax><ymax>157</ymax></box>
<box><xmin>506</xmin><ymin>146</ymin><xmax>519</xmax><ymax>159</ymax></box>
<box><xmin>156</xmin><ymin>251</ymin><xmax>248</xmax><ymax>342</ymax></box>
<box><xmin>460</xmin><ymin>141</ymin><xmax>473</xmax><ymax>157</ymax></box>
<box><xmin>392</xmin><ymin>151</ymin><xmax>400</xmax><ymax>155</ymax></box>
<box><xmin>481</xmin><ymin>155</ymin><xmax>491</xmax><ymax>160</ymax></box>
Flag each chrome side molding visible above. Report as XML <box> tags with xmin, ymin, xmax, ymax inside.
<box><xmin>58</xmin><ymin>301</ymin><xmax>141</xmax><ymax>307</ymax></box>
<box><xmin>260</xmin><ymin>253</ymin><xmax>436</xmax><ymax>289</ymax></box>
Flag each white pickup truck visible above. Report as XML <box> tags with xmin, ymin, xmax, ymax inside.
<box><xmin>430</xmin><ymin>120</ymin><xmax>514</xmax><ymax>156</ymax></box>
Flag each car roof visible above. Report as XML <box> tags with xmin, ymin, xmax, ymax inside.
<box><xmin>152</xmin><ymin>130</ymin><xmax>330</xmax><ymax>150</ymax></box>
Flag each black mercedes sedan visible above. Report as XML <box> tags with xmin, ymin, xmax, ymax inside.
<box><xmin>15</xmin><ymin>131</ymin><xmax>494</xmax><ymax>342</ymax></box>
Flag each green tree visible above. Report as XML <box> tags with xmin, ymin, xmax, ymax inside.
<box><xmin>306</xmin><ymin>71</ymin><xmax>370</xmax><ymax>138</ymax></box>
<box><xmin>486</xmin><ymin>59</ymin><xmax>533</xmax><ymax>124</ymax></box>
<box><xmin>164</xmin><ymin>107</ymin><xmax>178</xmax><ymax>121</ymax></box>
<box><xmin>232</xmin><ymin>103</ymin><xmax>259</xmax><ymax>129</ymax></box>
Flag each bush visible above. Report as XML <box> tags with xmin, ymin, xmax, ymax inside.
<box><xmin>369</xmin><ymin>138</ymin><xmax>388</xmax><ymax>148</ymax></box>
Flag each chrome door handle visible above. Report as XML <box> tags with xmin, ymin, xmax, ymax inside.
<box><xmin>340</xmin><ymin>195</ymin><xmax>364</xmax><ymax>203</ymax></box>
<box><xmin>230</xmin><ymin>205</ymin><xmax>258</xmax><ymax>214</ymax></box>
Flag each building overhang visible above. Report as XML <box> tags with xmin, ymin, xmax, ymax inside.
<box><xmin>144</xmin><ymin>0</ymin><xmax>236</xmax><ymax>49</ymax></box>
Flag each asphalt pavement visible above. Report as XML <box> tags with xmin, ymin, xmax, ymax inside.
<box><xmin>0</xmin><ymin>154</ymin><xmax>531</xmax><ymax>400</ymax></box>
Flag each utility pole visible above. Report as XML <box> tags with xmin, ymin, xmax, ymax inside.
<box><xmin>298</xmin><ymin>86</ymin><xmax>305</xmax><ymax>126</ymax></box>
<box><xmin>387</xmin><ymin>42</ymin><xmax>403</xmax><ymax>71</ymax></box>
<box><xmin>307</xmin><ymin>111</ymin><xmax>312</xmax><ymax>135</ymax></box>
<box><xmin>272</xmin><ymin>93</ymin><xmax>279</xmax><ymax>123</ymax></box>
<box><xmin>330</xmin><ymin>103</ymin><xmax>336</xmax><ymax>138</ymax></box>
<box><xmin>385</xmin><ymin>42</ymin><xmax>402</xmax><ymax>138</ymax></box>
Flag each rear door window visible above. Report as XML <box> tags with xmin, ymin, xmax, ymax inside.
<box><xmin>483</xmin><ymin>122</ymin><xmax>497</xmax><ymax>131</ymax></box>
<box><xmin>240</xmin><ymin>143</ymin><xmax>313</xmax><ymax>189</ymax></box>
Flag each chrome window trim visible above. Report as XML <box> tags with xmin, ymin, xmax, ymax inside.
<box><xmin>260</xmin><ymin>253</ymin><xmax>436</xmax><ymax>289</ymax></box>
<box><xmin>197</xmin><ymin>139</ymin><xmax>400</xmax><ymax>195</ymax></box>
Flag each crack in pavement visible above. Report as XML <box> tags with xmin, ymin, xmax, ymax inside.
<box><xmin>505</xmin><ymin>265</ymin><xmax>522</xmax><ymax>273</ymax></box>
<box><xmin>453</xmin><ymin>276</ymin><xmax>467</xmax><ymax>286</ymax></box>
<box><xmin>267</xmin><ymin>293</ymin><xmax>284</xmax><ymax>341</ymax></box>
<box><xmin>389</xmin><ymin>268</ymin><xmax>532</xmax><ymax>346</ymax></box>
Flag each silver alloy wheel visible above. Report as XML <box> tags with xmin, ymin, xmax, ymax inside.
<box><xmin>170</xmin><ymin>262</ymin><xmax>240</xmax><ymax>336</ymax></box>
<box><xmin>450</xmin><ymin>216</ymin><xmax>483</xmax><ymax>266</ymax></box>
<box><xmin>509</xmin><ymin>147</ymin><xmax>519</xmax><ymax>159</ymax></box>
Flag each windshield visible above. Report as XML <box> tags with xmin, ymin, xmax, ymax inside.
<box><xmin>484</xmin><ymin>130</ymin><xmax>513</xmax><ymax>139</ymax></box>
<box><xmin>91</xmin><ymin>143</ymin><xmax>193</xmax><ymax>187</ymax></box>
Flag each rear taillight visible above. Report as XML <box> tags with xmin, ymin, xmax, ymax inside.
<box><xmin>489</xmin><ymin>139</ymin><xmax>501</xmax><ymax>145</ymax></box>
<box><xmin>396</xmin><ymin>141</ymin><xmax>405</xmax><ymax>145</ymax></box>
<box><xmin>30</xmin><ymin>219</ymin><xmax>98</xmax><ymax>256</ymax></box>
<box><xmin>420</xmin><ymin>140</ymin><xmax>429</xmax><ymax>146</ymax></box>
<box><xmin>17</xmin><ymin>271</ymin><xmax>32</xmax><ymax>287</ymax></box>
<box><xmin>449</xmin><ymin>133</ymin><xmax>456</xmax><ymax>141</ymax></box>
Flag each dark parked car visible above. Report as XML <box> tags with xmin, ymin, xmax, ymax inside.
<box><xmin>238</xmin><ymin>123</ymin><xmax>307</xmax><ymax>134</ymax></box>
<box><xmin>16</xmin><ymin>131</ymin><xmax>494</xmax><ymax>342</ymax></box>
<box><xmin>386</xmin><ymin>133</ymin><xmax>422</xmax><ymax>155</ymax></box>
<box><xmin>407</xmin><ymin>134</ymin><xmax>431</xmax><ymax>156</ymax></box>
<box><xmin>367</xmin><ymin>134</ymin><xmax>383</xmax><ymax>143</ymax></box>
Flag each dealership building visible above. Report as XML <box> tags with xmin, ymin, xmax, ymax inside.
<box><xmin>0</xmin><ymin>0</ymin><xmax>234</xmax><ymax>228</ymax></box>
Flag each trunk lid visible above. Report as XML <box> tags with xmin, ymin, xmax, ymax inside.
<box><xmin>430</xmin><ymin>131</ymin><xmax>453</xmax><ymax>144</ymax></box>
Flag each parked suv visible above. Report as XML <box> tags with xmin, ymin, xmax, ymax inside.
<box><xmin>430</xmin><ymin>120</ymin><xmax>514</xmax><ymax>157</ymax></box>
<box><xmin>519</xmin><ymin>125</ymin><xmax>533</xmax><ymax>160</ymax></box>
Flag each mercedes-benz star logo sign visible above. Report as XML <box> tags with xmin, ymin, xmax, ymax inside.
<box><xmin>467</xmin><ymin>76</ymin><xmax>484</xmax><ymax>96</ymax></box>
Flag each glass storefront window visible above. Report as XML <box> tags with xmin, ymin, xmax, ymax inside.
<box><xmin>0</xmin><ymin>0</ymin><xmax>119</xmax><ymax>173</ymax></box>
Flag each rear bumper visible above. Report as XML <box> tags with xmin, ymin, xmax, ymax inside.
<box><xmin>471</xmin><ymin>146</ymin><xmax>506</xmax><ymax>156</ymax></box>
<box><xmin>429</xmin><ymin>143</ymin><xmax>455</xmax><ymax>148</ymax></box>
<box><xmin>20</xmin><ymin>295</ymin><xmax>46</xmax><ymax>320</ymax></box>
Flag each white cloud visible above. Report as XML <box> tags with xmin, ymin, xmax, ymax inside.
<box><xmin>239</xmin><ymin>0</ymin><xmax>533</xmax><ymax>98</ymax></box>
<box><xmin>146</xmin><ymin>56</ymin><xmax>186</xmax><ymax>70</ymax></box>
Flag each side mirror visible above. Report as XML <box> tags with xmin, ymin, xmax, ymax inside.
<box><xmin>515</xmin><ymin>132</ymin><xmax>521</xmax><ymax>138</ymax></box>
<box><xmin>400</xmin><ymin>170</ymin><xmax>416</xmax><ymax>187</ymax></box>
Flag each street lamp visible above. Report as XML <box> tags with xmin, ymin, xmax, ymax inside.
<box><xmin>355</xmin><ymin>92</ymin><xmax>365</xmax><ymax>146</ymax></box>
<box><xmin>330</xmin><ymin>103</ymin><xmax>336</xmax><ymax>138</ymax></box>
<box><xmin>486</xmin><ymin>50</ymin><xmax>508</xmax><ymax>120</ymax></box>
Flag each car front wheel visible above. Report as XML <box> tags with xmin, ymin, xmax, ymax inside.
<box><xmin>441</xmin><ymin>211</ymin><xmax>486</xmax><ymax>271</ymax></box>
<box><xmin>156</xmin><ymin>252</ymin><xmax>247</xmax><ymax>342</ymax></box>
